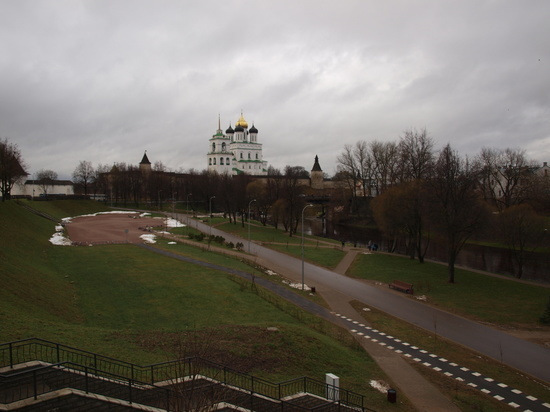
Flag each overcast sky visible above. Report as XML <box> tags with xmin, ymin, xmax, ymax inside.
<box><xmin>1</xmin><ymin>0</ymin><xmax>549</xmax><ymax>179</ymax></box>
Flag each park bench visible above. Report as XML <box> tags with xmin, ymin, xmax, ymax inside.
<box><xmin>389</xmin><ymin>280</ymin><xmax>414</xmax><ymax>294</ymax></box>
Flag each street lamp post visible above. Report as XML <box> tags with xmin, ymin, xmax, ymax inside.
<box><xmin>186</xmin><ymin>193</ymin><xmax>192</xmax><ymax>235</ymax></box>
<box><xmin>301</xmin><ymin>204</ymin><xmax>314</xmax><ymax>291</ymax></box>
<box><xmin>209</xmin><ymin>196</ymin><xmax>216</xmax><ymax>238</ymax></box>
<box><xmin>248</xmin><ymin>199</ymin><xmax>257</xmax><ymax>253</ymax></box>
<box><xmin>186</xmin><ymin>193</ymin><xmax>192</xmax><ymax>216</ymax></box>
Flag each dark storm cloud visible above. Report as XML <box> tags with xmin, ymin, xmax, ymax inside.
<box><xmin>0</xmin><ymin>0</ymin><xmax>548</xmax><ymax>178</ymax></box>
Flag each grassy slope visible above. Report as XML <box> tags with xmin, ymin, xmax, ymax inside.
<box><xmin>0</xmin><ymin>200</ymin><xmax>397</xmax><ymax>410</ymax></box>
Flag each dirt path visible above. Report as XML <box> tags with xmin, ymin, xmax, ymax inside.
<box><xmin>65</xmin><ymin>212</ymin><xmax>164</xmax><ymax>244</ymax></box>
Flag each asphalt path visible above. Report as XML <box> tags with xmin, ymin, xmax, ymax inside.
<box><xmin>184</xmin><ymin>215</ymin><xmax>550</xmax><ymax>385</ymax></box>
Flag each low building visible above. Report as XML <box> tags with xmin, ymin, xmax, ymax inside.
<box><xmin>11</xmin><ymin>179</ymin><xmax>74</xmax><ymax>198</ymax></box>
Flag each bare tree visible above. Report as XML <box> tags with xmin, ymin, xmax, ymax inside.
<box><xmin>72</xmin><ymin>160</ymin><xmax>95</xmax><ymax>195</ymax></box>
<box><xmin>353</xmin><ymin>141</ymin><xmax>375</xmax><ymax>197</ymax></box>
<box><xmin>154</xmin><ymin>161</ymin><xmax>168</xmax><ymax>172</ymax></box>
<box><xmin>398</xmin><ymin>128</ymin><xmax>435</xmax><ymax>181</ymax></box>
<box><xmin>0</xmin><ymin>138</ymin><xmax>28</xmax><ymax>201</ymax></box>
<box><xmin>282</xmin><ymin>166</ymin><xmax>309</xmax><ymax>236</ymax></box>
<box><xmin>371</xmin><ymin>185</ymin><xmax>404</xmax><ymax>253</ymax></box>
<box><xmin>476</xmin><ymin>147</ymin><xmax>536</xmax><ymax>211</ymax></box>
<box><xmin>336</xmin><ymin>144</ymin><xmax>361</xmax><ymax>212</ymax></box>
<box><xmin>499</xmin><ymin>204</ymin><xmax>547</xmax><ymax>278</ymax></box>
<box><xmin>265</xmin><ymin>167</ymin><xmax>283</xmax><ymax>228</ymax></box>
<box><xmin>370</xmin><ymin>140</ymin><xmax>400</xmax><ymax>195</ymax></box>
<box><xmin>36</xmin><ymin>169</ymin><xmax>58</xmax><ymax>198</ymax></box>
<box><xmin>336</xmin><ymin>141</ymin><xmax>377</xmax><ymax>216</ymax></box>
<box><xmin>108</xmin><ymin>163</ymin><xmax>126</xmax><ymax>205</ymax></box>
<box><xmin>372</xmin><ymin>180</ymin><xmax>430</xmax><ymax>261</ymax></box>
<box><xmin>246</xmin><ymin>180</ymin><xmax>269</xmax><ymax>225</ymax></box>
<box><xmin>214</xmin><ymin>172</ymin><xmax>250</xmax><ymax>226</ymax></box>
<box><xmin>92</xmin><ymin>163</ymin><xmax>111</xmax><ymax>199</ymax></box>
<box><xmin>427</xmin><ymin>144</ymin><xmax>489</xmax><ymax>283</ymax></box>
<box><xmin>527</xmin><ymin>168</ymin><xmax>550</xmax><ymax>213</ymax></box>
<box><xmin>127</xmin><ymin>165</ymin><xmax>144</xmax><ymax>206</ymax></box>
<box><xmin>161</xmin><ymin>331</ymin><xmax>232</xmax><ymax>412</ymax></box>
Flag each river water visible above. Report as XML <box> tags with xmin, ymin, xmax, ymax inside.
<box><xmin>305</xmin><ymin>218</ymin><xmax>549</xmax><ymax>282</ymax></box>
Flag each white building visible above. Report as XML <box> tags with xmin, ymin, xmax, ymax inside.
<box><xmin>11</xmin><ymin>179</ymin><xmax>74</xmax><ymax>198</ymax></box>
<box><xmin>207</xmin><ymin>113</ymin><xmax>268</xmax><ymax>175</ymax></box>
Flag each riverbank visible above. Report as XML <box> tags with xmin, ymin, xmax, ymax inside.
<box><xmin>307</xmin><ymin>218</ymin><xmax>549</xmax><ymax>282</ymax></box>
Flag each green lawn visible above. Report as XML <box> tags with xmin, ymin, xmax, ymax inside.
<box><xmin>186</xmin><ymin>215</ymin><xmax>549</xmax><ymax>331</ymax></box>
<box><xmin>180</xmin><ymin>214</ymin><xmax>549</xmax><ymax>330</ymax></box>
<box><xmin>268</xmin><ymin>243</ymin><xmax>346</xmax><ymax>269</ymax></box>
<box><xmin>347</xmin><ymin>253</ymin><xmax>549</xmax><ymax>329</ymax></box>
<box><xmin>214</xmin><ymin>219</ymin><xmax>341</xmax><ymax>246</ymax></box>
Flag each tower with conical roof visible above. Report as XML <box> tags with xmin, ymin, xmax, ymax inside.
<box><xmin>207</xmin><ymin>111</ymin><xmax>268</xmax><ymax>175</ymax></box>
<box><xmin>311</xmin><ymin>155</ymin><xmax>324</xmax><ymax>190</ymax></box>
<box><xmin>139</xmin><ymin>151</ymin><xmax>152</xmax><ymax>174</ymax></box>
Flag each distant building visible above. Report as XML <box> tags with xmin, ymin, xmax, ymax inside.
<box><xmin>310</xmin><ymin>155</ymin><xmax>324</xmax><ymax>190</ymax></box>
<box><xmin>207</xmin><ymin>112</ymin><xmax>268</xmax><ymax>175</ymax></box>
<box><xmin>535</xmin><ymin>161</ymin><xmax>549</xmax><ymax>178</ymax></box>
<box><xmin>140</xmin><ymin>151</ymin><xmax>152</xmax><ymax>174</ymax></box>
<box><xmin>12</xmin><ymin>179</ymin><xmax>74</xmax><ymax>198</ymax></box>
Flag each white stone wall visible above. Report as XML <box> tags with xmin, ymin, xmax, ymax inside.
<box><xmin>11</xmin><ymin>181</ymin><xmax>74</xmax><ymax>197</ymax></box>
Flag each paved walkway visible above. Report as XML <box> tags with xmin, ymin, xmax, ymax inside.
<box><xmin>320</xmin><ymin>288</ymin><xmax>461</xmax><ymax>412</ymax></box>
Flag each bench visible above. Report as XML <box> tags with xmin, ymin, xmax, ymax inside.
<box><xmin>389</xmin><ymin>280</ymin><xmax>414</xmax><ymax>294</ymax></box>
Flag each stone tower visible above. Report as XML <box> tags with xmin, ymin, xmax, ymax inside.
<box><xmin>311</xmin><ymin>155</ymin><xmax>324</xmax><ymax>190</ymax></box>
<box><xmin>139</xmin><ymin>151</ymin><xmax>152</xmax><ymax>174</ymax></box>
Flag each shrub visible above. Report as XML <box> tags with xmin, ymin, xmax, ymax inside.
<box><xmin>189</xmin><ymin>233</ymin><xmax>204</xmax><ymax>242</ymax></box>
<box><xmin>540</xmin><ymin>296</ymin><xmax>550</xmax><ymax>324</ymax></box>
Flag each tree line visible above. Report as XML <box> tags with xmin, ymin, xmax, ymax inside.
<box><xmin>335</xmin><ymin>129</ymin><xmax>548</xmax><ymax>281</ymax></box>
<box><xmin>2</xmin><ymin>134</ymin><xmax>547</xmax><ymax>281</ymax></box>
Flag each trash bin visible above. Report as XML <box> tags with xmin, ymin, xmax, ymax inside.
<box><xmin>311</xmin><ymin>287</ymin><xmax>316</xmax><ymax>294</ymax></box>
<box><xmin>387</xmin><ymin>388</ymin><xmax>396</xmax><ymax>403</ymax></box>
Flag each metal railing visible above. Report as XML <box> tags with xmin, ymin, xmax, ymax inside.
<box><xmin>0</xmin><ymin>361</ymin><xmax>170</xmax><ymax>407</ymax></box>
<box><xmin>0</xmin><ymin>338</ymin><xmax>373</xmax><ymax>411</ymax></box>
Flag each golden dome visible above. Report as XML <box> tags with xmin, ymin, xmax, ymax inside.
<box><xmin>235</xmin><ymin>113</ymin><xmax>248</xmax><ymax>128</ymax></box>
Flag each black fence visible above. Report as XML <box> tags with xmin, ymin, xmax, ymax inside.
<box><xmin>0</xmin><ymin>338</ymin><xmax>373</xmax><ymax>411</ymax></box>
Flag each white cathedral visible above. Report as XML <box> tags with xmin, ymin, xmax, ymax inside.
<box><xmin>207</xmin><ymin>112</ymin><xmax>268</xmax><ymax>175</ymax></box>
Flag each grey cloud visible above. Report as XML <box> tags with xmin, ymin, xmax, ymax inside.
<box><xmin>1</xmin><ymin>0</ymin><xmax>549</xmax><ymax>178</ymax></box>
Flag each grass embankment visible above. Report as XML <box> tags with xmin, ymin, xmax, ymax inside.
<box><xmin>0</xmin><ymin>200</ymin><xmax>400</xmax><ymax>410</ymax></box>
